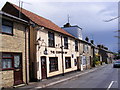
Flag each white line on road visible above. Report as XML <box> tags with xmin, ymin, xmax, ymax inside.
<box><xmin>107</xmin><ymin>81</ymin><xmax>117</xmax><ymax>90</ymax></box>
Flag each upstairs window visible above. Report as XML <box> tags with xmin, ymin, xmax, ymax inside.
<box><xmin>48</xmin><ymin>31</ymin><xmax>55</xmax><ymax>47</ymax></box>
<box><xmin>83</xmin><ymin>44</ymin><xmax>88</xmax><ymax>52</ymax></box>
<box><xmin>75</xmin><ymin>40</ymin><xmax>78</xmax><ymax>51</ymax></box>
<box><xmin>64</xmin><ymin>37</ymin><xmax>68</xmax><ymax>49</ymax></box>
<box><xmin>2</xmin><ymin>19</ymin><xmax>13</xmax><ymax>35</ymax></box>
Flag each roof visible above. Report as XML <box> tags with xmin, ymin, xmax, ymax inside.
<box><xmin>62</xmin><ymin>25</ymin><xmax>82</xmax><ymax>30</ymax></box>
<box><xmin>3</xmin><ymin>2</ymin><xmax>73</xmax><ymax>37</ymax></box>
<box><xmin>0</xmin><ymin>10</ymin><xmax>28</xmax><ymax>24</ymax></box>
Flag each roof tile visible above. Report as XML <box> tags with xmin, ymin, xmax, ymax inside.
<box><xmin>9</xmin><ymin>2</ymin><xmax>74</xmax><ymax>37</ymax></box>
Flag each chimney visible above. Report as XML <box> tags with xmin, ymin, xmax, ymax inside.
<box><xmin>85</xmin><ymin>37</ymin><xmax>89</xmax><ymax>42</ymax></box>
<box><xmin>91</xmin><ymin>40</ymin><xmax>94</xmax><ymax>44</ymax></box>
<box><xmin>64</xmin><ymin>23</ymin><xmax>71</xmax><ymax>27</ymax></box>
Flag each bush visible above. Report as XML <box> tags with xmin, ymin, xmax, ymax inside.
<box><xmin>95</xmin><ymin>61</ymin><xmax>101</xmax><ymax>65</ymax></box>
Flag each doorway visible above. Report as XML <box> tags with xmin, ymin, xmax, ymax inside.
<box><xmin>41</xmin><ymin>56</ymin><xmax>47</xmax><ymax>79</ymax></box>
<box><xmin>14</xmin><ymin>54</ymin><xmax>23</xmax><ymax>85</ymax></box>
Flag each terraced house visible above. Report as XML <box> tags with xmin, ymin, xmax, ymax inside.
<box><xmin>0</xmin><ymin>11</ymin><xmax>29</xmax><ymax>87</ymax></box>
<box><xmin>62</xmin><ymin>24</ymin><xmax>94</xmax><ymax>70</ymax></box>
<box><xmin>1</xmin><ymin>2</ymin><xmax>82</xmax><ymax>83</ymax></box>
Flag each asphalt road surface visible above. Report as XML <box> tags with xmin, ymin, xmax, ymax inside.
<box><xmin>47</xmin><ymin>64</ymin><xmax>120</xmax><ymax>89</ymax></box>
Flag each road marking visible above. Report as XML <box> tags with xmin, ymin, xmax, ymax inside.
<box><xmin>107</xmin><ymin>81</ymin><xmax>117</xmax><ymax>90</ymax></box>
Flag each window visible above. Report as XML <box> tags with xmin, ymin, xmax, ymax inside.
<box><xmin>2</xmin><ymin>54</ymin><xmax>12</xmax><ymax>69</ymax></box>
<box><xmin>74</xmin><ymin>59</ymin><xmax>77</xmax><ymax>66</ymax></box>
<box><xmin>48</xmin><ymin>32</ymin><xmax>55</xmax><ymax>47</ymax></box>
<box><xmin>65</xmin><ymin>57</ymin><xmax>71</xmax><ymax>69</ymax></box>
<box><xmin>64</xmin><ymin>37</ymin><xmax>68</xmax><ymax>49</ymax></box>
<box><xmin>49</xmin><ymin>57</ymin><xmax>58</xmax><ymax>72</ymax></box>
<box><xmin>82</xmin><ymin>56</ymin><xmax>86</xmax><ymax>65</ymax></box>
<box><xmin>2</xmin><ymin>19</ymin><xmax>13</xmax><ymax>35</ymax></box>
<box><xmin>2</xmin><ymin>53</ymin><xmax>21</xmax><ymax>70</ymax></box>
<box><xmin>83</xmin><ymin>44</ymin><xmax>88</xmax><ymax>52</ymax></box>
<box><xmin>75</xmin><ymin>40</ymin><xmax>78</xmax><ymax>51</ymax></box>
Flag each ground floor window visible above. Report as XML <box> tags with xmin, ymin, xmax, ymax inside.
<box><xmin>2</xmin><ymin>52</ymin><xmax>21</xmax><ymax>70</ymax></box>
<box><xmin>49</xmin><ymin>57</ymin><xmax>58</xmax><ymax>72</ymax></box>
<box><xmin>82</xmin><ymin>56</ymin><xmax>86</xmax><ymax>65</ymax></box>
<box><xmin>74</xmin><ymin>59</ymin><xmax>77</xmax><ymax>66</ymax></box>
<box><xmin>65</xmin><ymin>57</ymin><xmax>71</xmax><ymax>69</ymax></box>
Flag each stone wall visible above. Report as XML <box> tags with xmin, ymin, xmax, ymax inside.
<box><xmin>0</xmin><ymin>20</ymin><xmax>28</xmax><ymax>87</ymax></box>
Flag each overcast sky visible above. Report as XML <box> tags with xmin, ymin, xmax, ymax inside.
<box><xmin>0</xmin><ymin>0</ymin><xmax>119</xmax><ymax>52</ymax></box>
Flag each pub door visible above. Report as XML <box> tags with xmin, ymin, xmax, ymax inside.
<box><xmin>41</xmin><ymin>56</ymin><xmax>47</xmax><ymax>79</ymax></box>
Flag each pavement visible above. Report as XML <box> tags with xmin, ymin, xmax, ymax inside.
<box><xmin>12</xmin><ymin>64</ymin><xmax>109</xmax><ymax>90</ymax></box>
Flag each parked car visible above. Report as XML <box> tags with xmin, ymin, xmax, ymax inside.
<box><xmin>113</xmin><ymin>60</ymin><xmax>120</xmax><ymax>68</ymax></box>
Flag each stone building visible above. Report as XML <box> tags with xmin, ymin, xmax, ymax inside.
<box><xmin>0</xmin><ymin>11</ymin><xmax>29</xmax><ymax>88</ymax></box>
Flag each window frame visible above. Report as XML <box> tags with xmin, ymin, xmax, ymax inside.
<box><xmin>75</xmin><ymin>40</ymin><xmax>78</xmax><ymax>52</ymax></box>
<box><xmin>1</xmin><ymin>52</ymin><xmax>22</xmax><ymax>71</ymax></box>
<box><xmin>74</xmin><ymin>59</ymin><xmax>77</xmax><ymax>66</ymax></box>
<box><xmin>48</xmin><ymin>31</ymin><xmax>55</xmax><ymax>47</ymax></box>
<box><xmin>2</xmin><ymin>53</ymin><xmax>13</xmax><ymax>70</ymax></box>
<box><xmin>64</xmin><ymin>37</ymin><xmax>68</xmax><ymax>49</ymax></box>
<box><xmin>49</xmin><ymin>57</ymin><xmax>58</xmax><ymax>72</ymax></box>
<box><xmin>65</xmin><ymin>57</ymin><xmax>71</xmax><ymax>69</ymax></box>
<box><xmin>1</xmin><ymin>19</ymin><xmax>13</xmax><ymax>35</ymax></box>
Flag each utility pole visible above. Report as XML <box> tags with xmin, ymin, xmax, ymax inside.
<box><xmin>103</xmin><ymin>1</ymin><xmax>120</xmax><ymax>54</ymax></box>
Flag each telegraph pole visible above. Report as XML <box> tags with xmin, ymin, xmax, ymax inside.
<box><xmin>104</xmin><ymin>1</ymin><xmax>120</xmax><ymax>54</ymax></box>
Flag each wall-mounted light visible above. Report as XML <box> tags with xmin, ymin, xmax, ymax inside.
<box><xmin>35</xmin><ymin>41</ymin><xmax>39</xmax><ymax>45</ymax></box>
<box><xmin>37</xmin><ymin>37</ymin><xmax>41</xmax><ymax>41</ymax></box>
<box><xmin>35</xmin><ymin>26</ymin><xmax>44</xmax><ymax>31</ymax></box>
<box><xmin>44</xmin><ymin>47</ymin><xmax>48</xmax><ymax>55</ymax></box>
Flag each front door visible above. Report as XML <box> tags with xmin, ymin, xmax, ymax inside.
<box><xmin>41</xmin><ymin>56</ymin><xmax>47</xmax><ymax>79</ymax></box>
<box><xmin>77</xmin><ymin>57</ymin><xmax>80</xmax><ymax>71</ymax></box>
<box><xmin>90</xmin><ymin>56</ymin><xmax>92</xmax><ymax>68</ymax></box>
<box><xmin>14</xmin><ymin>54</ymin><xmax>23</xmax><ymax>85</ymax></box>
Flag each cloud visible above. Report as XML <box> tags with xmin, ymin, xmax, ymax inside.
<box><xmin>24</xmin><ymin>0</ymin><xmax>119</xmax><ymax>2</ymax></box>
<box><xmin>0</xmin><ymin>1</ymin><xmax>118</xmax><ymax>51</ymax></box>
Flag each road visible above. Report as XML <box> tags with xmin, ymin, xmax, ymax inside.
<box><xmin>46</xmin><ymin>64</ymin><xmax>120</xmax><ymax>89</ymax></box>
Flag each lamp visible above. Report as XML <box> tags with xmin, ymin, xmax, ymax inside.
<box><xmin>44</xmin><ymin>47</ymin><xmax>48</xmax><ymax>55</ymax></box>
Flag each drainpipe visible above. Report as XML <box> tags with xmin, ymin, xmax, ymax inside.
<box><xmin>92</xmin><ymin>46</ymin><xmax>95</xmax><ymax>67</ymax></box>
<box><xmin>77</xmin><ymin>40</ymin><xmax>80</xmax><ymax>71</ymax></box>
<box><xmin>25</xmin><ymin>26</ymin><xmax>29</xmax><ymax>85</ymax></box>
<box><xmin>86</xmin><ymin>44</ymin><xmax>88</xmax><ymax>70</ymax></box>
<box><xmin>86</xmin><ymin>56</ymin><xmax>87</xmax><ymax>70</ymax></box>
<box><xmin>61</xmin><ymin>36</ymin><xmax>64</xmax><ymax>76</ymax></box>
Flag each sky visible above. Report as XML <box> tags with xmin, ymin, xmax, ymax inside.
<box><xmin>0</xmin><ymin>0</ymin><xmax>119</xmax><ymax>52</ymax></box>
